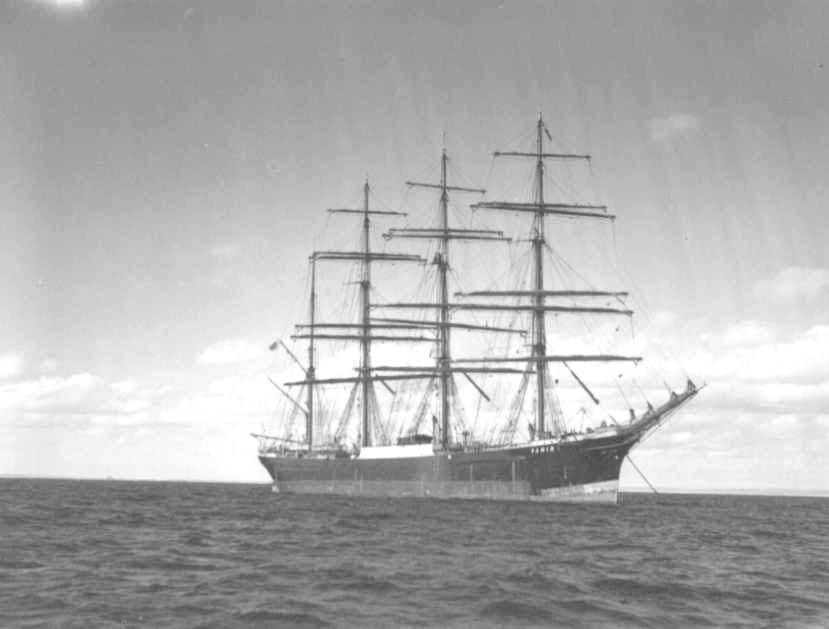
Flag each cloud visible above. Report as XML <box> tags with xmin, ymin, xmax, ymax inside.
<box><xmin>41</xmin><ymin>358</ymin><xmax>58</xmax><ymax>374</ymax></box>
<box><xmin>0</xmin><ymin>354</ymin><xmax>22</xmax><ymax>379</ymax></box>
<box><xmin>197</xmin><ymin>339</ymin><xmax>265</xmax><ymax>365</ymax></box>
<box><xmin>753</xmin><ymin>266</ymin><xmax>829</xmax><ymax>302</ymax></box>
<box><xmin>702</xmin><ymin>380</ymin><xmax>829</xmax><ymax>415</ymax></box>
<box><xmin>0</xmin><ymin>372</ymin><xmax>161</xmax><ymax>427</ymax></box>
<box><xmin>649</xmin><ymin>114</ymin><xmax>699</xmax><ymax>142</ymax></box>
<box><xmin>0</xmin><ymin>362</ymin><xmax>276</xmax><ymax>435</ymax></box>
<box><xmin>157</xmin><ymin>374</ymin><xmax>274</xmax><ymax>427</ymax></box>
<box><xmin>683</xmin><ymin>324</ymin><xmax>829</xmax><ymax>386</ymax></box>
<box><xmin>624</xmin><ymin>312</ymin><xmax>829</xmax><ymax>446</ymax></box>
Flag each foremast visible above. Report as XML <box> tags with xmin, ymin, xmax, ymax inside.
<box><xmin>463</xmin><ymin>114</ymin><xmax>640</xmax><ymax>440</ymax></box>
<box><xmin>532</xmin><ymin>115</ymin><xmax>548</xmax><ymax>437</ymax></box>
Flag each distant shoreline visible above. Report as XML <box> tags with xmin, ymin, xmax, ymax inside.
<box><xmin>2</xmin><ymin>475</ymin><xmax>828</xmax><ymax>498</ymax></box>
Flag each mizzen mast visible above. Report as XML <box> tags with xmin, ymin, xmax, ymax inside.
<box><xmin>285</xmin><ymin>181</ymin><xmax>427</xmax><ymax>449</ymax></box>
<box><xmin>307</xmin><ymin>256</ymin><xmax>316</xmax><ymax>451</ymax></box>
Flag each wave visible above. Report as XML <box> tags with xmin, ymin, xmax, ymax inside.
<box><xmin>2</xmin><ymin>479</ymin><xmax>827</xmax><ymax>628</ymax></box>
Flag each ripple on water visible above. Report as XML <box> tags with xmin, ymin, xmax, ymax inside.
<box><xmin>477</xmin><ymin>598</ymin><xmax>552</xmax><ymax>624</ymax></box>
<box><xmin>236</xmin><ymin>609</ymin><xmax>332</xmax><ymax>627</ymax></box>
<box><xmin>1</xmin><ymin>480</ymin><xmax>827</xmax><ymax>629</ymax></box>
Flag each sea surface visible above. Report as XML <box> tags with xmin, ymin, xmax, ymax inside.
<box><xmin>1</xmin><ymin>479</ymin><xmax>828</xmax><ymax>628</ymax></box>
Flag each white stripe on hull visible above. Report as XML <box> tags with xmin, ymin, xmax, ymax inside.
<box><xmin>535</xmin><ymin>480</ymin><xmax>619</xmax><ymax>504</ymax></box>
<box><xmin>268</xmin><ymin>479</ymin><xmax>618</xmax><ymax>503</ymax></box>
<box><xmin>273</xmin><ymin>479</ymin><xmax>532</xmax><ymax>500</ymax></box>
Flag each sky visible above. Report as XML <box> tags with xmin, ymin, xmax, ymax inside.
<box><xmin>2</xmin><ymin>0</ymin><xmax>829</xmax><ymax>492</ymax></box>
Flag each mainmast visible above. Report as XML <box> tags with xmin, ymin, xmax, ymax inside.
<box><xmin>383</xmin><ymin>146</ymin><xmax>508</xmax><ymax>449</ymax></box>
<box><xmin>437</xmin><ymin>150</ymin><xmax>451</xmax><ymax>449</ymax></box>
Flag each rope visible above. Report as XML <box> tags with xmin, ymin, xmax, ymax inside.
<box><xmin>626</xmin><ymin>455</ymin><xmax>659</xmax><ymax>497</ymax></box>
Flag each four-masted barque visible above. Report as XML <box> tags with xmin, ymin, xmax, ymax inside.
<box><xmin>253</xmin><ymin>115</ymin><xmax>699</xmax><ymax>503</ymax></box>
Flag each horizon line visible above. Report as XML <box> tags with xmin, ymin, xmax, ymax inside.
<box><xmin>2</xmin><ymin>475</ymin><xmax>828</xmax><ymax>498</ymax></box>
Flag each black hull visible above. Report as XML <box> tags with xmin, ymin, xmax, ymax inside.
<box><xmin>259</xmin><ymin>431</ymin><xmax>638</xmax><ymax>503</ymax></box>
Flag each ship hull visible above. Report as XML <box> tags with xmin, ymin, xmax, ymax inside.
<box><xmin>258</xmin><ymin>431</ymin><xmax>637</xmax><ymax>504</ymax></box>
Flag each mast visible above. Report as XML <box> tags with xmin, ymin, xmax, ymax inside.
<box><xmin>360</xmin><ymin>180</ymin><xmax>372</xmax><ymax>448</ymax></box>
<box><xmin>283</xmin><ymin>187</ymin><xmax>422</xmax><ymax>448</ymax></box>
<box><xmin>306</xmin><ymin>257</ymin><xmax>316</xmax><ymax>451</ymax></box>
<box><xmin>460</xmin><ymin>114</ymin><xmax>618</xmax><ymax>441</ymax></box>
<box><xmin>383</xmin><ymin>148</ymin><xmax>504</xmax><ymax>449</ymax></box>
<box><xmin>437</xmin><ymin>148</ymin><xmax>451</xmax><ymax>449</ymax></box>
<box><xmin>532</xmin><ymin>114</ymin><xmax>547</xmax><ymax>437</ymax></box>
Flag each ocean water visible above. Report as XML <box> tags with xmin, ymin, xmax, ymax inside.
<box><xmin>1</xmin><ymin>479</ymin><xmax>827</xmax><ymax>628</ymax></box>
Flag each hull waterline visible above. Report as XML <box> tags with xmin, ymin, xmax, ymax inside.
<box><xmin>259</xmin><ymin>432</ymin><xmax>636</xmax><ymax>504</ymax></box>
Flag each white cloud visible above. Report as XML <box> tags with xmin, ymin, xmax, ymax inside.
<box><xmin>684</xmin><ymin>324</ymin><xmax>829</xmax><ymax>385</ymax></box>
<box><xmin>753</xmin><ymin>266</ymin><xmax>829</xmax><ymax>302</ymax></box>
<box><xmin>0</xmin><ymin>354</ymin><xmax>22</xmax><ymax>379</ymax></box>
<box><xmin>157</xmin><ymin>374</ymin><xmax>274</xmax><ymax>426</ymax></box>
<box><xmin>197</xmin><ymin>339</ymin><xmax>265</xmax><ymax>365</ymax></box>
<box><xmin>0</xmin><ymin>363</ymin><xmax>276</xmax><ymax>435</ymax></box>
<box><xmin>702</xmin><ymin>380</ymin><xmax>829</xmax><ymax>414</ymax></box>
<box><xmin>627</xmin><ymin>314</ymin><xmax>829</xmax><ymax>446</ymax></box>
<box><xmin>606</xmin><ymin>316</ymin><xmax>827</xmax><ymax>486</ymax></box>
<box><xmin>649</xmin><ymin>114</ymin><xmax>700</xmax><ymax>142</ymax></box>
<box><xmin>41</xmin><ymin>358</ymin><xmax>58</xmax><ymax>374</ymax></box>
<box><xmin>0</xmin><ymin>372</ymin><xmax>158</xmax><ymax>427</ymax></box>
